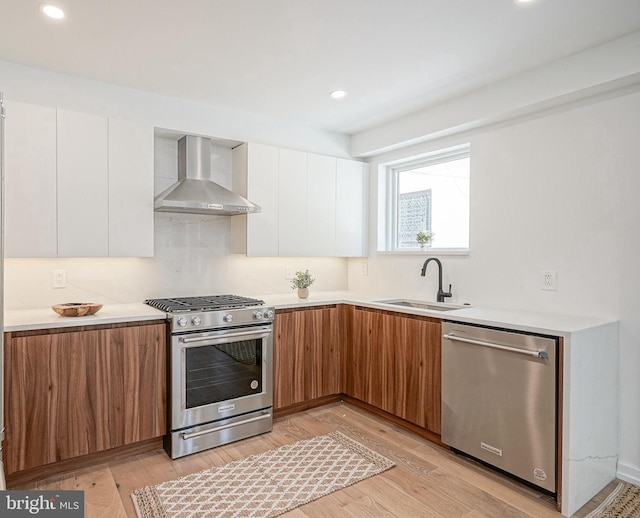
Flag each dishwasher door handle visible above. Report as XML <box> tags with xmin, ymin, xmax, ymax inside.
<box><xmin>443</xmin><ymin>333</ymin><xmax>548</xmax><ymax>359</ymax></box>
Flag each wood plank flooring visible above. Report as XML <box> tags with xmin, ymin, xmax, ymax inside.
<box><xmin>24</xmin><ymin>402</ymin><xmax>605</xmax><ymax>517</ymax></box>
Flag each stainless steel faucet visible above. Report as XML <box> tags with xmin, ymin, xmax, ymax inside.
<box><xmin>420</xmin><ymin>257</ymin><xmax>452</xmax><ymax>302</ymax></box>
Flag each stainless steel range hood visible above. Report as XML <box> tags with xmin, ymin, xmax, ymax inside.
<box><xmin>154</xmin><ymin>135</ymin><xmax>260</xmax><ymax>216</ymax></box>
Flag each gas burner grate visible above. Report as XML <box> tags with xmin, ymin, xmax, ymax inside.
<box><xmin>145</xmin><ymin>295</ymin><xmax>265</xmax><ymax>313</ymax></box>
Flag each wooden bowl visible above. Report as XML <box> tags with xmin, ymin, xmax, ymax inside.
<box><xmin>52</xmin><ymin>303</ymin><xmax>103</xmax><ymax>317</ymax></box>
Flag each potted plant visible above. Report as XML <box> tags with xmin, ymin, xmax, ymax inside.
<box><xmin>416</xmin><ymin>230</ymin><xmax>434</xmax><ymax>250</ymax></box>
<box><xmin>290</xmin><ymin>269</ymin><xmax>315</xmax><ymax>299</ymax></box>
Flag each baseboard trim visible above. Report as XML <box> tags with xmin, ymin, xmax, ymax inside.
<box><xmin>6</xmin><ymin>438</ymin><xmax>163</xmax><ymax>488</ymax></box>
<box><xmin>617</xmin><ymin>461</ymin><xmax>640</xmax><ymax>485</ymax></box>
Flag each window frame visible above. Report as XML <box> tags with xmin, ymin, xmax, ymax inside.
<box><xmin>383</xmin><ymin>144</ymin><xmax>470</xmax><ymax>254</ymax></box>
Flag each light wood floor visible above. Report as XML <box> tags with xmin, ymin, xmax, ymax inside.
<box><xmin>25</xmin><ymin>402</ymin><xmax>609</xmax><ymax>517</ymax></box>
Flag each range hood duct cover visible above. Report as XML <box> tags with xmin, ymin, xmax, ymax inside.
<box><xmin>154</xmin><ymin>135</ymin><xmax>260</xmax><ymax>216</ymax></box>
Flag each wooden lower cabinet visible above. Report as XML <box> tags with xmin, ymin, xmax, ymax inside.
<box><xmin>274</xmin><ymin>304</ymin><xmax>442</xmax><ymax>437</ymax></box>
<box><xmin>343</xmin><ymin>306</ymin><xmax>442</xmax><ymax>435</ymax></box>
<box><xmin>273</xmin><ymin>305</ymin><xmax>341</xmax><ymax>410</ymax></box>
<box><xmin>343</xmin><ymin>306</ymin><xmax>395</xmax><ymax>413</ymax></box>
<box><xmin>3</xmin><ymin>321</ymin><xmax>166</xmax><ymax>475</ymax></box>
<box><xmin>393</xmin><ymin>312</ymin><xmax>441</xmax><ymax>434</ymax></box>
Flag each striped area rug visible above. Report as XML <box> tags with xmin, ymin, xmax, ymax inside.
<box><xmin>132</xmin><ymin>432</ymin><xmax>395</xmax><ymax>518</ymax></box>
<box><xmin>585</xmin><ymin>482</ymin><xmax>640</xmax><ymax>518</ymax></box>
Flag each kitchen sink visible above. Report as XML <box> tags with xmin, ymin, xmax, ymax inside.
<box><xmin>376</xmin><ymin>299</ymin><xmax>467</xmax><ymax>312</ymax></box>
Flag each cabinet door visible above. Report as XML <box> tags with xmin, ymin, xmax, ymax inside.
<box><xmin>57</xmin><ymin>109</ymin><xmax>109</xmax><ymax>256</ymax></box>
<box><xmin>336</xmin><ymin>159</ymin><xmax>367</xmax><ymax>257</ymax></box>
<box><xmin>394</xmin><ymin>315</ymin><xmax>441</xmax><ymax>432</ymax></box>
<box><xmin>273</xmin><ymin>306</ymin><xmax>341</xmax><ymax>410</ymax></box>
<box><xmin>273</xmin><ymin>310</ymin><xmax>305</xmax><ymax>409</ymax></box>
<box><xmin>347</xmin><ymin>307</ymin><xmax>394</xmax><ymax>413</ymax></box>
<box><xmin>104</xmin><ymin>324</ymin><xmax>166</xmax><ymax>443</ymax></box>
<box><xmin>4</xmin><ymin>323</ymin><xmax>166</xmax><ymax>474</ymax></box>
<box><xmin>278</xmin><ymin>148</ymin><xmax>308</xmax><ymax>256</ymax></box>
<box><xmin>307</xmin><ymin>153</ymin><xmax>336</xmax><ymax>256</ymax></box>
<box><xmin>232</xmin><ymin>143</ymin><xmax>280</xmax><ymax>256</ymax></box>
<box><xmin>108</xmin><ymin>118</ymin><xmax>154</xmax><ymax>257</ymax></box>
<box><xmin>302</xmin><ymin>306</ymin><xmax>341</xmax><ymax>400</ymax></box>
<box><xmin>4</xmin><ymin>102</ymin><xmax>57</xmax><ymax>257</ymax></box>
<box><xmin>5</xmin><ymin>329</ymin><xmax>108</xmax><ymax>471</ymax></box>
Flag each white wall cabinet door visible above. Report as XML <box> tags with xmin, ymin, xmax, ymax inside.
<box><xmin>278</xmin><ymin>148</ymin><xmax>308</xmax><ymax>257</ymax></box>
<box><xmin>4</xmin><ymin>102</ymin><xmax>58</xmax><ymax>257</ymax></box>
<box><xmin>108</xmin><ymin>118</ymin><xmax>154</xmax><ymax>257</ymax></box>
<box><xmin>336</xmin><ymin>158</ymin><xmax>368</xmax><ymax>257</ymax></box>
<box><xmin>57</xmin><ymin>109</ymin><xmax>109</xmax><ymax>257</ymax></box>
<box><xmin>307</xmin><ymin>153</ymin><xmax>336</xmax><ymax>256</ymax></box>
<box><xmin>233</xmin><ymin>144</ymin><xmax>368</xmax><ymax>257</ymax></box>
<box><xmin>231</xmin><ymin>143</ymin><xmax>280</xmax><ymax>256</ymax></box>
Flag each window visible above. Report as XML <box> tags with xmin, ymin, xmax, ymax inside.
<box><xmin>382</xmin><ymin>145</ymin><xmax>470</xmax><ymax>252</ymax></box>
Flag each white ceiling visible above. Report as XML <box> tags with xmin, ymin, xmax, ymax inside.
<box><xmin>1</xmin><ymin>0</ymin><xmax>639</xmax><ymax>135</ymax></box>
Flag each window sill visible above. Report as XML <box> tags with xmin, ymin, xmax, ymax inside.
<box><xmin>376</xmin><ymin>248</ymin><xmax>469</xmax><ymax>256</ymax></box>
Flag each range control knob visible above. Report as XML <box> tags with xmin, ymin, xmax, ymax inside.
<box><xmin>191</xmin><ymin>316</ymin><xmax>202</xmax><ymax>326</ymax></box>
<box><xmin>253</xmin><ymin>311</ymin><xmax>264</xmax><ymax>320</ymax></box>
<box><xmin>223</xmin><ymin>313</ymin><xmax>233</xmax><ymax>323</ymax></box>
<box><xmin>177</xmin><ymin>317</ymin><xmax>188</xmax><ymax>327</ymax></box>
<box><xmin>265</xmin><ymin>309</ymin><xmax>275</xmax><ymax>319</ymax></box>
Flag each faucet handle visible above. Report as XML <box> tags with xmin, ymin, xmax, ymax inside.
<box><xmin>443</xmin><ymin>284</ymin><xmax>453</xmax><ymax>299</ymax></box>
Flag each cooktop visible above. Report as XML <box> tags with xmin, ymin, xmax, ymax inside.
<box><xmin>145</xmin><ymin>295</ymin><xmax>265</xmax><ymax>313</ymax></box>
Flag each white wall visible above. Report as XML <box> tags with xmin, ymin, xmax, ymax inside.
<box><xmin>0</xmin><ymin>60</ymin><xmax>350</xmax><ymax>158</ymax></box>
<box><xmin>349</xmin><ymin>90</ymin><xmax>640</xmax><ymax>484</ymax></box>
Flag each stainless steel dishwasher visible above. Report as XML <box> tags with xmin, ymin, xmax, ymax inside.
<box><xmin>441</xmin><ymin>322</ymin><xmax>557</xmax><ymax>494</ymax></box>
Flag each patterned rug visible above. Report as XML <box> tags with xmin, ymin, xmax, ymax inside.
<box><xmin>585</xmin><ymin>482</ymin><xmax>640</xmax><ymax>518</ymax></box>
<box><xmin>132</xmin><ymin>432</ymin><xmax>395</xmax><ymax>518</ymax></box>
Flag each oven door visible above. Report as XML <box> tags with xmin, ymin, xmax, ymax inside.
<box><xmin>170</xmin><ymin>324</ymin><xmax>273</xmax><ymax>431</ymax></box>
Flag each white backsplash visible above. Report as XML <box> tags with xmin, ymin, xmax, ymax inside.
<box><xmin>4</xmin><ymin>218</ymin><xmax>347</xmax><ymax>310</ymax></box>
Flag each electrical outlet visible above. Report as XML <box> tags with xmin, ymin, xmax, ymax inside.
<box><xmin>541</xmin><ymin>271</ymin><xmax>557</xmax><ymax>291</ymax></box>
<box><xmin>285</xmin><ymin>266</ymin><xmax>294</xmax><ymax>280</ymax></box>
<box><xmin>360</xmin><ymin>263</ymin><xmax>368</xmax><ymax>276</ymax></box>
<box><xmin>53</xmin><ymin>269</ymin><xmax>66</xmax><ymax>289</ymax></box>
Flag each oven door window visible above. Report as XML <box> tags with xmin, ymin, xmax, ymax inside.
<box><xmin>185</xmin><ymin>339</ymin><xmax>263</xmax><ymax>409</ymax></box>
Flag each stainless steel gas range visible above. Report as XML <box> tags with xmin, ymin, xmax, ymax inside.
<box><xmin>145</xmin><ymin>295</ymin><xmax>274</xmax><ymax>459</ymax></box>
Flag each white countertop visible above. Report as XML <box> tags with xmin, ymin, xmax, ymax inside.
<box><xmin>4</xmin><ymin>303</ymin><xmax>167</xmax><ymax>332</ymax></box>
<box><xmin>4</xmin><ymin>291</ymin><xmax>616</xmax><ymax>336</ymax></box>
<box><xmin>255</xmin><ymin>290</ymin><xmax>617</xmax><ymax>336</ymax></box>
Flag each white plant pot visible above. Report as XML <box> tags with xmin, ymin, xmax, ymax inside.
<box><xmin>297</xmin><ymin>288</ymin><xmax>309</xmax><ymax>299</ymax></box>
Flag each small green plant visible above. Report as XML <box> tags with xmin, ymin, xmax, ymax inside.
<box><xmin>290</xmin><ymin>269</ymin><xmax>315</xmax><ymax>289</ymax></box>
<box><xmin>416</xmin><ymin>230</ymin><xmax>434</xmax><ymax>244</ymax></box>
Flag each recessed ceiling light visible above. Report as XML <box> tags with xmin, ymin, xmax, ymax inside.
<box><xmin>330</xmin><ymin>90</ymin><xmax>347</xmax><ymax>100</ymax></box>
<box><xmin>514</xmin><ymin>0</ymin><xmax>535</xmax><ymax>4</ymax></box>
<box><xmin>40</xmin><ymin>4</ymin><xmax>65</xmax><ymax>20</ymax></box>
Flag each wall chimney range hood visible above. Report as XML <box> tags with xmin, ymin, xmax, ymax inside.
<box><xmin>154</xmin><ymin>135</ymin><xmax>260</xmax><ymax>216</ymax></box>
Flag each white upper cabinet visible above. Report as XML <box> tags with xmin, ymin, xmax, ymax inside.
<box><xmin>108</xmin><ymin>118</ymin><xmax>154</xmax><ymax>257</ymax></box>
<box><xmin>57</xmin><ymin>109</ymin><xmax>109</xmax><ymax>257</ymax></box>
<box><xmin>3</xmin><ymin>102</ymin><xmax>154</xmax><ymax>258</ymax></box>
<box><xmin>336</xmin><ymin>158</ymin><xmax>368</xmax><ymax>256</ymax></box>
<box><xmin>4</xmin><ymin>102</ymin><xmax>58</xmax><ymax>257</ymax></box>
<box><xmin>278</xmin><ymin>148</ymin><xmax>308</xmax><ymax>256</ymax></box>
<box><xmin>233</xmin><ymin>142</ymin><xmax>368</xmax><ymax>257</ymax></box>
<box><xmin>231</xmin><ymin>143</ymin><xmax>280</xmax><ymax>256</ymax></box>
<box><xmin>307</xmin><ymin>153</ymin><xmax>337</xmax><ymax>256</ymax></box>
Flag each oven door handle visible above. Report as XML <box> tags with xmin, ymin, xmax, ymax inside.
<box><xmin>181</xmin><ymin>412</ymin><xmax>272</xmax><ymax>440</ymax></box>
<box><xmin>179</xmin><ymin>327</ymin><xmax>272</xmax><ymax>344</ymax></box>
